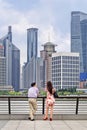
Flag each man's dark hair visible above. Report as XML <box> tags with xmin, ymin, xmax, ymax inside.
<box><xmin>31</xmin><ymin>82</ymin><xmax>36</xmax><ymax>87</ymax></box>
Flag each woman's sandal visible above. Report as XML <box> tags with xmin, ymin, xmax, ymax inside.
<box><xmin>50</xmin><ymin>118</ymin><xmax>52</xmax><ymax>121</ymax></box>
<box><xmin>43</xmin><ymin>117</ymin><xmax>48</xmax><ymax>120</ymax></box>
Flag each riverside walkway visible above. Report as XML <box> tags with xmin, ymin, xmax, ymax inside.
<box><xmin>0</xmin><ymin>120</ymin><xmax>87</xmax><ymax>130</ymax></box>
<box><xmin>0</xmin><ymin>96</ymin><xmax>87</xmax><ymax>129</ymax></box>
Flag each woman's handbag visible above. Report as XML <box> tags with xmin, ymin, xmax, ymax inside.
<box><xmin>54</xmin><ymin>91</ymin><xmax>58</xmax><ymax>98</ymax></box>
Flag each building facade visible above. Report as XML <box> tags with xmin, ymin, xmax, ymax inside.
<box><xmin>0</xmin><ymin>45</ymin><xmax>4</xmax><ymax>56</ymax></box>
<box><xmin>36</xmin><ymin>58</ymin><xmax>44</xmax><ymax>88</ymax></box>
<box><xmin>40</xmin><ymin>42</ymin><xmax>57</xmax><ymax>86</ymax></box>
<box><xmin>27</xmin><ymin>28</ymin><xmax>38</xmax><ymax>62</ymax></box>
<box><xmin>22</xmin><ymin>28</ymin><xmax>41</xmax><ymax>89</ymax></box>
<box><xmin>0</xmin><ymin>45</ymin><xmax>6</xmax><ymax>86</ymax></box>
<box><xmin>52</xmin><ymin>52</ymin><xmax>80</xmax><ymax>90</ymax></box>
<box><xmin>0</xmin><ymin>26</ymin><xmax>20</xmax><ymax>91</ymax></box>
<box><xmin>71</xmin><ymin>11</ymin><xmax>87</xmax><ymax>73</ymax></box>
<box><xmin>12</xmin><ymin>44</ymin><xmax>20</xmax><ymax>91</ymax></box>
<box><xmin>5</xmin><ymin>39</ymin><xmax>12</xmax><ymax>85</ymax></box>
<box><xmin>22</xmin><ymin>57</ymin><xmax>44</xmax><ymax>89</ymax></box>
<box><xmin>27</xmin><ymin>28</ymin><xmax>38</xmax><ymax>83</ymax></box>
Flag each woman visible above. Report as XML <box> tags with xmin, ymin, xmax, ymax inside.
<box><xmin>43</xmin><ymin>81</ymin><xmax>55</xmax><ymax>121</ymax></box>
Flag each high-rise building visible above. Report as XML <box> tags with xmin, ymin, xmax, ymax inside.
<box><xmin>0</xmin><ymin>45</ymin><xmax>6</xmax><ymax>86</ymax></box>
<box><xmin>27</xmin><ymin>28</ymin><xmax>38</xmax><ymax>84</ymax></box>
<box><xmin>36</xmin><ymin>58</ymin><xmax>44</xmax><ymax>88</ymax></box>
<box><xmin>0</xmin><ymin>26</ymin><xmax>20</xmax><ymax>91</ymax></box>
<box><xmin>22</xmin><ymin>57</ymin><xmax>44</xmax><ymax>89</ymax></box>
<box><xmin>27</xmin><ymin>28</ymin><xmax>38</xmax><ymax>62</ymax></box>
<box><xmin>52</xmin><ymin>52</ymin><xmax>80</xmax><ymax>90</ymax></box>
<box><xmin>22</xmin><ymin>28</ymin><xmax>39</xmax><ymax>89</ymax></box>
<box><xmin>40</xmin><ymin>42</ymin><xmax>57</xmax><ymax>86</ymax></box>
<box><xmin>5</xmin><ymin>39</ymin><xmax>12</xmax><ymax>85</ymax></box>
<box><xmin>71</xmin><ymin>11</ymin><xmax>87</xmax><ymax>73</ymax></box>
<box><xmin>23</xmin><ymin>57</ymin><xmax>37</xmax><ymax>88</ymax></box>
<box><xmin>0</xmin><ymin>27</ymin><xmax>12</xmax><ymax>86</ymax></box>
<box><xmin>12</xmin><ymin>44</ymin><xmax>20</xmax><ymax>91</ymax></box>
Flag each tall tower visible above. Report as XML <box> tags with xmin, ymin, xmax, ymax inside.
<box><xmin>22</xmin><ymin>28</ymin><xmax>38</xmax><ymax>88</ymax></box>
<box><xmin>0</xmin><ymin>26</ymin><xmax>20</xmax><ymax>91</ymax></box>
<box><xmin>40</xmin><ymin>41</ymin><xmax>57</xmax><ymax>85</ymax></box>
<box><xmin>71</xmin><ymin>11</ymin><xmax>87</xmax><ymax>73</ymax></box>
<box><xmin>42</xmin><ymin>42</ymin><xmax>57</xmax><ymax>57</ymax></box>
<box><xmin>12</xmin><ymin>44</ymin><xmax>20</xmax><ymax>91</ymax></box>
<box><xmin>27</xmin><ymin>28</ymin><xmax>38</xmax><ymax>62</ymax></box>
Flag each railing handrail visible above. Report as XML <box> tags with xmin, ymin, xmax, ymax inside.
<box><xmin>0</xmin><ymin>95</ymin><xmax>87</xmax><ymax>115</ymax></box>
<box><xmin>0</xmin><ymin>95</ymin><xmax>87</xmax><ymax>98</ymax></box>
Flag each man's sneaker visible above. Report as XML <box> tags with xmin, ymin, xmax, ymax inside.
<box><xmin>31</xmin><ymin>119</ymin><xmax>35</xmax><ymax>121</ymax></box>
<box><xmin>28</xmin><ymin>117</ymin><xmax>31</xmax><ymax>120</ymax></box>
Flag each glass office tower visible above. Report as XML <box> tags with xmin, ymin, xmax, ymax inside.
<box><xmin>71</xmin><ymin>11</ymin><xmax>87</xmax><ymax>73</ymax></box>
<box><xmin>12</xmin><ymin>44</ymin><xmax>20</xmax><ymax>91</ymax></box>
<box><xmin>27</xmin><ymin>28</ymin><xmax>38</xmax><ymax>62</ymax></box>
<box><xmin>0</xmin><ymin>26</ymin><xmax>12</xmax><ymax>85</ymax></box>
<box><xmin>0</xmin><ymin>26</ymin><xmax>20</xmax><ymax>91</ymax></box>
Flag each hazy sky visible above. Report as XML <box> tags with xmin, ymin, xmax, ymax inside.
<box><xmin>0</xmin><ymin>0</ymin><xmax>87</xmax><ymax>66</ymax></box>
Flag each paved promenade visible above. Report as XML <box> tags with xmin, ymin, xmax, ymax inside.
<box><xmin>0</xmin><ymin>120</ymin><xmax>87</xmax><ymax>130</ymax></box>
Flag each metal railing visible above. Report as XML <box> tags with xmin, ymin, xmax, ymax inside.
<box><xmin>0</xmin><ymin>96</ymin><xmax>87</xmax><ymax>115</ymax></box>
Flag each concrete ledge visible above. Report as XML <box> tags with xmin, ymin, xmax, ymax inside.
<box><xmin>0</xmin><ymin>114</ymin><xmax>87</xmax><ymax>120</ymax></box>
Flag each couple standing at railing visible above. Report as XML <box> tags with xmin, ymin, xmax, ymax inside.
<box><xmin>28</xmin><ymin>81</ymin><xmax>57</xmax><ymax>121</ymax></box>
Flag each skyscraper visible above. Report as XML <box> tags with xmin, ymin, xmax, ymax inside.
<box><xmin>0</xmin><ymin>26</ymin><xmax>12</xmax><ymax>85</ymax></box>
<box><xmin>27</xmin><ymin>28</ymin><xmax>38</xmax><ymax>62</ymax></box>
<box><xmin>27</xmin><ymin>28</ymin><xmax>38</xmax><ymax>83</ymax></box>
<box><xmin>12</xmin><ymin>44</ymin><xmax>20</xmax><ymax>91</ymax></box>
<box><xmin>40</xmin><ymin>42</ymin><xmax>57</xmax><ymax>86</ymax></box>
<box><xmin>71</xmin><ymin>11</ymin><xmax>87</xmax><ymax>73</ymax></box>
<box><xmin>22</xmin><ymin>28</ymin><xmax>39</xmax><ymax>88</ymax></box>
<box><xmin>0</xmin><ymin>26</ymin><xmax>20</xmax><ymax>91</ymax></box>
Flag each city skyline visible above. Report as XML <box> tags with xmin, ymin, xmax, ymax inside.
<box><xmin>0</xmin><ymin>0</ymin><xmax>87</xmax><ymax>65</ymax></box>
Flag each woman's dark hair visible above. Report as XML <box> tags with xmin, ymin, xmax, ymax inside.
<box><xmin>31</xmin><ymin>82</ymin><xmax>36</xmax><ymax>87</ymax></box>
<box><xmin>47</xmin><ymin>81</ymin><xmax>53</xmax><ymax>94</ymax></box>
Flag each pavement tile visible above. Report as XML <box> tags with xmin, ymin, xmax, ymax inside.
<box><xmin>0</xmin><ymin>120</ymin><xmax>87</xmax><ymax>130</ymax></box>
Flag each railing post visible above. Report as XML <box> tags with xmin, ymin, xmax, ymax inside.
<box><xmin>42</xmin><ymin>97</ymin><xmax>45</xmax><ymax>115</ymax></box>
<box><xmin>76</xmin><ymin>97</ymin><xmax>79</xmax><ymax>115</ymax></box>
<box><xmin>8</xmin><ymin>97</ymin><xmax>11</xmax><ymax>114</ymax></box>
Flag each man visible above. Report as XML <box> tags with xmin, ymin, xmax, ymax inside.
<box><xmin>28</xmin><ymin>82</ymin><xmax>39</xmax><ymax>121</ymax></box>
